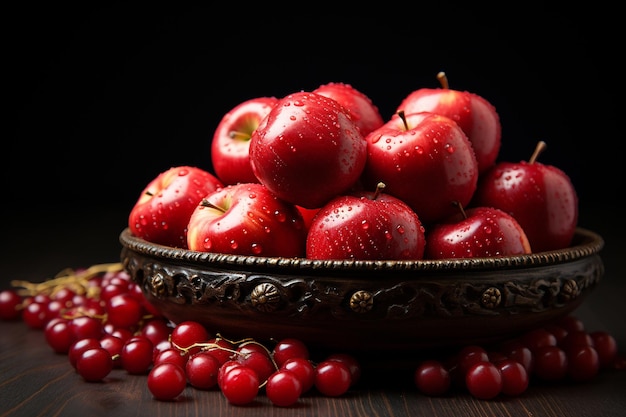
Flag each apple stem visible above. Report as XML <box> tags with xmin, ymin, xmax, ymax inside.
<box><xmin>437</xmin><ymin>71</ymin><xmax>449</xmax><ymax>89</ymax></box>
<box><xmin>396</xmin><ymin>110</ymin><xmax>410</xmax><ymax>130</ymax></box>
<box><xmin>529</xmin><ymin>140</ymin><xmax>547</xmax><ymax>164</ymax></box>
<box><xmin>229</xmin><ymin>130</ymin><xmax>250</xmax><ymax>140</ymax></box>
<box><xmin>373</xmin><ymin>182</ymin><xmax>386</xmax><ymax>200</ymax></box>
<box><xmin>200</xmin><ymin>198</ymin><xmax>226</xmax><ymax>213</ymax></box>
<box><xmin>452</xmin><ymin>201</ymin><xmax>468</xmax><ymax>219</ymax></box>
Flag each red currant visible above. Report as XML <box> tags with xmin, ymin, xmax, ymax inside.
<box><xmin>495</xmin><ymin>358</ymin><xmax>529</xmax><ymax>396</ymax></box>
<box><xmin>590</xmin><ymin>330</ymin><xmax>618</xmax><ymax>369</ymax></box>
<box><xmin>121</xmin><ymin>335</ymin><xmax>154</xmax><ymax>374</ymax></box>
<box><xmin>272</xmin><ymin>338</ymin><xmax>309</xmax><ymax>368</ymax></box>
<box><xmin>567</xmin><ymin>345</ymin><xmax>600</xmax><ymax>382</ymax></box>
<box><xmin>106</xmin><ymin>293</ymin><xmax>143</xmax><ymax>330</ymax></box>
<box><xmin>414</xmin><ymin>359</ymin><xmax>451</xmax><ymax>396</ymax></box>
<box><xmin>533</xmin><ymin>345</ymin><xmax>568</xmax><ymax>381</ymax></box>
<box><xmin>465</xmin><ymin>361</ymin><xmax>502</xmax><ymax>400</ymax></box>
<box><xmin>266</xmin><ymin>369</ymin><xmax>302</xmax><ymax>407</ymax></box>
<box><xmin>44</xmin><ymin>318</ymin><xmax>75</xmax><ymax>354</ymax></box>
<box><xmin>314</xmin><ymin>360</ymin><xmax>351</xmax><ymax>397</ymax></box>
<box><xmin>186</xmin><ymin>351</ymin><xmax>220</xmax><ymax>390</ymax></box>
<box><xmin>220</xmin><ymin>365</ymin><xmax>259</xmax><ymax>405</ymax></box>
<box><xmin>76</xmin><ymin>347</ymin><xmax>113</xmax><ymax>382</ymax></box>
<box><xmin>236</xmin><ymin>350</ymin><xmax>276</xmax><ymax>384</ymax></box>
<box><xmin>170</xmin><ymin>321</ymin><xmax>210</xmax><ymax>355</ymax></box>
<box><xmin>325</xmin><ymin>353</ymin><xmax>361</xmax><ymax>386</ymax></box>
<box><xmin>147</xmin><ymin>362</ymin><xmax>187</xmax><ymax>401</ymax></box>
<box><xmin>281</xmin><ymin>357</ymin><xmax>316</xmax><ymax>393</ymax></box>
<box><xmin>0</xmin><ymin>289</ymin><xmax>22</xmax><ymax>320</ymax></box>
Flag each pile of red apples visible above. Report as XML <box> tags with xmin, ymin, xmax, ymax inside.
<box><xmin>128</xmin><ymin>72</ymin><xmax>579</xmax><ymax>261</ymax></box>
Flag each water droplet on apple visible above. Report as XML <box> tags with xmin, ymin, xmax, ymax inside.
<box><xmin>290</xmin><ymin>115</ymin><xmax>296</xmax><ymax>121</ymax></box>
<box><xmin>202</xmin><ymin>238</ymin><xmax>213</xmax><ymax>251</ymax></box>
<box><xmin>230</xmin><ymin>240</ymin><xmax>239</xmax><ymax>250</ymax></box>
<box><xmin>274</xmin><ymin>211</ymin><xmax>287</xmax><ymax>222</ymax></box>
<box><xmin>445</xmin><ymin>144</ymin><xmax>455</xmax><ymax>154</ymax></box>
<box><xmin>293</xmin><ymin>100</ymin><xmax>304</xmax><ymax>107</ymax></box>
<box><xmin>361</xmin><ymin>220</ymin><xmax>369</xmax><ymax>230</ymax></box>
<box><xmin>264</xmin><ymin>226</ymin><xmax>271</xmax><ymax>234</ymax></box>
<box><xmin>177</xmin><ymin>168</ymin><xmax>189</xmax><ymax>176</ymax></box>
<box><xmin>396</xmin><ymin>225</ymin><xmax>405</xmax><ymax>234</ymax></box>
<box><xmin>384</xmin><ymin>231</ymin><xmax>392</xmax><ymax>240</ymax></box>
<box><xmin>249</xmin><ymin>192</ymin><xmax>257</xmax><ymax>199</ymax></box>
<box><xmin>251</xmin><ymin>244</ymin><xmax>262</xmax><ymax>255</ymax></box>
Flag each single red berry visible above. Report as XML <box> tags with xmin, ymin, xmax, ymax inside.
<box><xmin>169</xmin><ymin>321</ymin><xmax>210</xmax><ymax>355</ymax></box>
<box><xmin>281</xmin><ymin>357</ymin><xmax>316</xmax><ymax>393</ymax></box>
<box><xmin>69</xmin><ymin>337</ymin><xmax>102</xmax><ymax>369</ymax></box>
<box><xmin>0</xmin><ymin>289</ymin><xmax>23</xmax><ymax>320</ymax></box>
<box><xmin>76</xmin><ymin>347</ymin><xmax>113</xmax><ymax>382</ymax></box>
<box><xmin>147</xmin><ymin>362</ymin><xmax>187</xmax><ymax>401</ymax></box>
<box><xmin>44</xmin><ymin>318</ymin><xmax>75</xmax><ymax>354</ymax></box>
<box><xmin>121</xmin><ymin>335</ymin><xmax>154</xmax><ymax>374</ymax></box>
<box><xmin>314</xmin><ymin>360</ymin><xmax>351</xmax><ymax>397</ymax></box>
<box><xmin>465</xmin><ymin>361</ymin><xmax>502</xmax><ymax>400</ymax></box>
<box><xmin>533</xmin><ymin>345</ymin><xmax>568</xmax><ymax>381</ymax></box>
<box><xmin>272</xmin><ymin>338</ymin><xmax>310</xmax><ymax>368</ymax></box>
<box><xmin>325</xmin><ymin>353</ymin><xmax>361</xmax><ymax>386</ymax></box>
<box><xmin>495</xmin><ymin>358</ymin><xmax>529</xmax><ymax>396</ymax></box>
<box><xmin>186</xmin><ymin>351</ymin><xmax>221</xmax><ymax>390</ymax></box>
<box><xmin>266</xmin><ymin>369</ymin><xmax>302</xmax><ymax>407</ymax></box>
<box><xmin>590</xmin><ymin>331</ymin><xmax>618</xmax><ymax>369</ymax></box>
<box><xmin>567</xmin><ymin>345</ymin><xmax>600</xmax><ymax>382</ymax></box>
<box><xmin>220</xmin><ymin>365</ymin><xmax>259</xmax><ymax>405</ymax></box>
<box><xmin>106</xmin><ymin>293</ymin><xmax>143</xmax><ymax>330</ymax></box>
<box><xmin>414</xmin><ymin>359</ymin><xmax>451</xmax><ymax>396</ymax></box>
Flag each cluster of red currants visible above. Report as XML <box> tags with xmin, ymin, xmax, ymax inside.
<box><xmin>413</xmin><ymin>315</ymin><xmax>621</xmax><ymax>400</ymax></box>
<box><xmin>0</xmin><ymin>264</ymin><xmax>359</xmax><ymax>406</ymax></box>
<box><xmin>0</xmin><ymin>263</ymin><xmax>622</xmax><ymax>405</ymax></box>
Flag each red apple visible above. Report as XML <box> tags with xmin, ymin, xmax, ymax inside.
<box><xmin>306</xmin><ymin>182</ymin><xmax>426</xmax><ymax>260</ymax></box>
<box><xmin>313</xmin><ymin>82</ymin><xmax>384</xmax><ymax>136</ymax></box>
<box><xmin>249</xmin><ymin>91</ymin><xmax>367</xmax><ymax>209</ymax></box>
<box><xmin>396</xmin><ymin>72</ymin><xmax>501</xmax><ymax>173</ymax></box>
<box><xmin>471</xmin><ymin>141</ymin><xmax>578</xmax><ymax>252</ymax></box>
<box><xmin>186</xmin><ymin>182</ymin><xmax>307</xmax><ymax>257</ymax></box>
<box><xmin>424</xmin><ymin>203</ymin><xmax>532</xmax><ymax>259</ymax></box>
<box><xmin>128</xmin><ymin>166</ymin><xmax>223</xmax><ymax>248</ymax></box>
<box><xmin>360</xmin><ymin>111</ymin><xmax>479</xmax><ymax>225</ymax></box>
<box><xmin>211</xmin><ymin>96</ymin><xmax>279</xmax><ymax>185</ymax></box>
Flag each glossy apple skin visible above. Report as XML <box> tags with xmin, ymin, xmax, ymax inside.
<box><xmin>424</xmin><ymin>206</ymin><xmax>532</xmax><ymax>259</ymax></box>
<box><xmin>186</xmin><ymin>183</ymin><xmax>307</xmax><ymax>257</ymax></box>
<box><xmin>211</xmin><ymin>97</ymin><xmax>278</xmax><ymax>185</ymax></box>
<box><xmin>306</xmin><ymin>189</ymin><xmax>426</xmax><ymax>260</ymax></box>
<box><xmin>249</xmin><ymin>91</ymin><xmax>367</xmax><ymax>209</ymax></box>
<box><xmin>313</xmin><ymin>82</ymin><xmax>384</xmax><ymax>136</ymax></box>
<box><xmin>396</xmin><ymin>86</ymin><xmax>473</xmax><ymax>134</ymax></box>
<box><xmin>361</xmin><ymin>112</ymin><xmax>479</xmax><ymax>225</ymax></box>
<box><xmin>396</xmin><ymin>86</ymin><xmax>501</xmax><ymax>174</ymax></box>
<box><xmin>128</xmin><ymin>166</ymin><xmax>223</xmax><ymax>249</ymax></box>
<box><xmin>472</xmin><ymin>161</ymin><xmax>578</xmax><ymax>252</ymax></box>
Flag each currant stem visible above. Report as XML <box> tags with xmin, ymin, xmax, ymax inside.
<box><xmin>529</xmin><ymin>140</ymin><xmax>547</xmax><ymax>164</ymax></box>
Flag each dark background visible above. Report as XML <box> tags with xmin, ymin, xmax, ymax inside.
<box><xmin>5</xmin><ymin>5</ymin><xmax>623</xmax><ymax>280</ymax></box>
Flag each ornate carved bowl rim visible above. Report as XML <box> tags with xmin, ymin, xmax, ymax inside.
<box><xmin>119</xmin><ymin>227</ymin><xmax>603</xmax><ymax>273</ymax></box>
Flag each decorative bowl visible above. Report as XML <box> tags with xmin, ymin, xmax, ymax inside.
<box><xmin>119</xmin><ymin>227</ymin><xmax>604</xmax><ymax>356</ymax></box>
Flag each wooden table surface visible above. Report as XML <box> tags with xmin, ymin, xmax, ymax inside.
<box><xmin>1</xmin><ymin>209</ymin><xmax>625</xmax><ymax>417</ymax></box>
